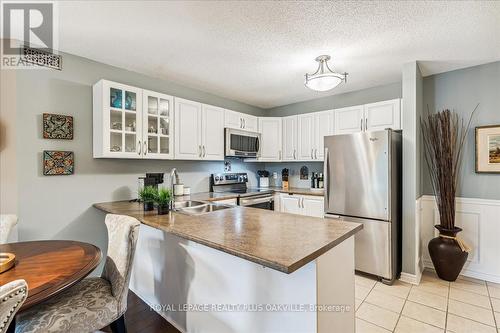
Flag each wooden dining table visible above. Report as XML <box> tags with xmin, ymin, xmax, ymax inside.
<box><xmin>0</xmin><ymin>240</ymin><xmax>102</xmax><ymax>312</ymax></box>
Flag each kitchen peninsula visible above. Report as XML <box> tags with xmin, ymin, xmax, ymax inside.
<box><xmin>94</xmin><ymin>200</ymin><xmax>362</xmax><ymax>333</ymax></box>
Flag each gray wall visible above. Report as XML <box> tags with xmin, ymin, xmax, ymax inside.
<box><xmin>422</xmin><ymin>61</ymin><xmax>500</xmax><ymax>200</ymax></box>
<box><xmin>8</xmin><ymin>51</ymin><xmax>263</xmax><ymax>273</ymax></box>
<box><xmin>266</xmin><ymin>82</ymin><xmax>402</xmax><ymax>117</ymax></box>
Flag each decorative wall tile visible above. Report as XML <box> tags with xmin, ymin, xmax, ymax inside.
<box><xmin>43</xmin><ymin>151</ymin><xmax>74</xmax><ymax>175</ymax></box>
<box><xmin>43</xmin><ymin>113</ymin><xmax>73</xmax><ymax>139</ymax></box>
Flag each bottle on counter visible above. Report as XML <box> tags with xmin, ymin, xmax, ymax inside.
<box><xmin>318</xmin><ymin>173</ymin><xmax>324</xmax><ymax>189</ymax></box>
<box><xmin>311</xmin><ymin>172</ymin><xmax>316</xmax><ymax>189</ymax></box>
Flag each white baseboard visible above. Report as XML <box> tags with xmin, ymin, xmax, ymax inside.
<box><xmin>400</xmin><ymin>271</ymin><xmax>422</xmax><ymax>285</ymax></box>
<box><xmin>423</xmin><ymin>259</ymin><xmax>500</xmax><ymax>284</ymax></box>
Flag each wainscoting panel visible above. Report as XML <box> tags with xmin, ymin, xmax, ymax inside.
<box><xmin>419</xmin><ymin>195</ymin><xmax>500</xmax><ymax>283</ymax></box>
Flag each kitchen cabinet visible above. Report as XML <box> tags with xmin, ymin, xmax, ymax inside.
<box><xmin>225</xmin><ymin>110</ymin><xmax>258</xmax><ymax>132</ymax></box>
<box><xmin>258</xmin><ymin>117</ymin><xmax>282</xmax><ymax>161</ymax></box>
<box><xmin>279</xmin><ymin>194</ymin><xmax>324</xmax><ymax>217</ymax></box>
<box><xmin>142</xmin><ymin>89</ymin><xmax>174</xmax><ymax>159</ymax></box>
<box><xmin>93</xmin><ymin>80</ymin><xmax>174</xmax><ymax>159</ymax></box>
<box><xmin>302</xmin><ymin>196</ymin><xmax>324</xmax><ymax>218</ymax></box>
<box><xmin>280</xmin><ymin>195</ymin><xmax>302</xmax><ymax>215</ymax></box>
<box><xmin>314</xmin><ymin>110</ymin><xmax>334</xmax><ymax>160</ymax></box>
<box><xmin>174</xmin><ymin>98</ymin><xmax>202</xmax><ymax>160</ymax></box>
<box><xmin>334</xmin><ymin>99</ymin><xmax>401</xmax><ymax>134</ymax></box>
<box><xmin>334</xmin><ymin>105</ymin><xmax>365</xmax><ymax>135</ymax></box>
<box><xmin>282</xmin><ymin>116</ymin><xmax>297</xmax><ymax>161</ymax></box>
<box><xmin>297</xmin><ymin>113</ymin><xmax>315</xmax><ymax>160</ymax></box>
<box><xmin>201</xmin><ymin>104</ymin><xmax>225</xmax><ymax>160</ymax></box>
<box><xmin>175</xmin><ymin>98</ymin><xmax>225</xmax><ymax>160</ymax></box>
<box><xmin>364</xmin><ymin>99</ymin><xmax>401</xmax><ymax>131</ymax></box>
<box><xmin>297</xmin><ymin>110</ymin><xmax>334</xmax><ymax>161</ymax></box>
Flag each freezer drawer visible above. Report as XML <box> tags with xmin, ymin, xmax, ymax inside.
<box><xmin>326</xmin><ymin>215</ymin><xmax>394</xmax><ymax>281</ymax></box>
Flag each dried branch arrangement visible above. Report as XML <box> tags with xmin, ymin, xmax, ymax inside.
<box><xmin>421</xmin><ymin>106</ymin><xmax>477</xmax><ymax>230</ymax></box>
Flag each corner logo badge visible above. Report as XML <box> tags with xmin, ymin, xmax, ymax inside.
<box><xmin>1</xmin><ymin>1</ymin><xmax>58</xmax><ymax>68</ymax></box>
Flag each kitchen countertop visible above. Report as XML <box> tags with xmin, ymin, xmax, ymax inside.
<box><xmin>93</xmin><ymin>201</ymin><xmax>361</xmax><ymax>274</ymax></box>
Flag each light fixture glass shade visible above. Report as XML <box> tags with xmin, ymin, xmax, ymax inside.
<box><xmin>305</xmin><ymin>55</ymin><xmax>347</xmax><ymax>92</ymax></box>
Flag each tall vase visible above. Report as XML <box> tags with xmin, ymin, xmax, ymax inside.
<box><xmin>428</xmin><ymin>225</ymin><xmax>468</xmax><ymax>281</ymax></box>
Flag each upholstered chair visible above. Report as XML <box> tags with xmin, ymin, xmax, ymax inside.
<box><xmin>0</xmin><ymin>215</ymin><xmax>18</xmax><ymax>244</ymax></box>
<box><xmin>15</xmin><ymin>214</ymin><xmax>140</xmax><ymax>333</ymax></box>
<box><xmin>0</xmin><ymin>280</ymin><xmax>28</xmax><ymax>333</ymax></box>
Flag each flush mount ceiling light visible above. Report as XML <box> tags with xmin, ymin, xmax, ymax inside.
<box><xmin>304</xmin><ymin>55</ymin><xmax>347</xmax><ymax>92</ymax></box>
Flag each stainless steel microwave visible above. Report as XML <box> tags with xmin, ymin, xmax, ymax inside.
<box><xmin>225</xmin><ymin>128</ymin><xmax>261</xmax><ymax>158</ymax></box>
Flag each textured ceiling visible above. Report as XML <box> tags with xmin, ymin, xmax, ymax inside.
<box><xmin>58</xmin><ymin>1</ymin><xmax>500</xmax><ymax>108</ymax></box>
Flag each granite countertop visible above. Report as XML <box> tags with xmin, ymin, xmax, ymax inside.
<box><xmin>93</xmin><ymin>201</ymin><xmax>361</xmax><ymax>274</ymax></box>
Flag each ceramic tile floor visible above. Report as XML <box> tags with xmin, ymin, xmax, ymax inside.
<box><xmin>355</xmin><ymin>269</ymin><xmax>500</xmax><ymax>333</ymax></box>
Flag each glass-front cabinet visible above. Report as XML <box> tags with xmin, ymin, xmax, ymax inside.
<box><xmin>142</xmin><ymin>90</ymin><xmax>174</xmax><ymax>159</ymax></box>
<box><xmin>93</xmin><ymin>80</ymin><xmax>173</xmax><ymax>159</ymax></box>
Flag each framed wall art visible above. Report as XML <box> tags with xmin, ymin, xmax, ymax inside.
<box><xmin>43</xmin><ymin>151</ymin><xmax>74</xmax><ymax>175</ymax></box>
<box><xmin>43</xmin><ymin>113</ymin><xmax>74</xmax><ymax>139</ymax></box>
<box><xmin>475</xmin><ymin>125</ymin><xmax>500</xmax><ymax>173</ymax></box>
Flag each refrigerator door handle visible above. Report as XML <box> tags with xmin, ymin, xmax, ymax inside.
<box><xmin>324</xmin><ymin>147</ymin><xmax>329</xmax><ymax>211</ymax></box>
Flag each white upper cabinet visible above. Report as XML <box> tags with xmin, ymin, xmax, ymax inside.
<box><xmin>296</xmin><ymin>110</ymin><xmax>334</xmax><ymax>161</ymax></box>
<box><xmin>174</xmin><ymin>98</ymin><xmax>202</xmax><ymax>160</ymax></box>
<box><xmin>364</xmin><ymin>98</ymin><xmax>401</xmax><ymax>131</ymax></box>
<box><xmin>142</xmin><ymin>90</ymin><xmax>174</xmax><ymax>159</ymax></box>
<box><xmin>297</xmin><ymin>113</ymin><xmax>315</xmax><ymax>160</ymax></box>
<box><xmin>258</xmin><ymin>117</ymin><xmax>282</xmax><ymax>161</ymax></box>
<box><xmin>314</xmin><ymin>110</ymin><xmax>334</xmax><ymax>161</ymax></box>
<box><xmin>334</xmin><ymin>105</ymin><xmax>365</xmax><ymax>135</ymax></box>
<box><xmin>225</xmin><ymin>110</ymin><xmax>258</xmax><ymax>132</ymax></box>
<box><xmin>93</xmin><ymin>80</ymin><xmax>174</xmax><ymax>159</ymax></box>
<box><xmin>333</xmin><ymin>99</ymin><xmax>401</xmax><ymax>135</ymax></box>
<box><xmin>175</xmin><ymin>99</ymin><xmax>225</xmax><ymax>161</ymax></box>
<box><xmin>282</xmin><ymin>116</ymin><xmax>297</xmax><ymax>161</ymax></box>
<box><xmin>201</xmin><ymin>104</ymin><xmax>225</xmax><ymax>160</ymax></box>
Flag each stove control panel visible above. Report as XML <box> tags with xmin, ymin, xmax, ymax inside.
<box><xmin>212</xmin><ymin>173</ymin><xmax>248</xmax><ymax>185</ymax></box>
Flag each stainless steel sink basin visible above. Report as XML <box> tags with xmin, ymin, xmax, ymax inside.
<box><xmin>173</xmin><ymin>200</ymin><xmax>206</xmax><ymax>209</ymax></box>
<box><xmin>177</xmin><ymin>203</ymin><xmax>233</xmax><ymax>215</ymax></box>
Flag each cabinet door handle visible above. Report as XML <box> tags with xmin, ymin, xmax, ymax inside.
<box><xmin>360</xmin><ymin>118</ymin><xmax>363</xmax><ymax>131</ymax></box>
<box><xmin>315</xmin><ymin>149</ymin><xmax>318</xmax><ymax>159</ymax></box>
<box><xmin>240</xmin><ymin>118</ymin><xmax>243</xmax><ymax>128</ymax></box>
<box><xmin>293</xmin><ymin>149</ymin><xmax>296</xmax><ymax>160</ymax></box>
<box><xmin>365</xmin><ymin>118</ymin><xmax>368</xmax><ymax>131</ymax></box>
<box><xmin>137</xmin><ymin>140</ymin><xmax>141</xmax><ymax>155</ymax></box>
<box><xmin>311</xmin><ymin>149</ymin><xmax>314</xmax><ymax>159</ymax></box>
<box><xmin>198</xmin><ymin>145</ymin><xmax>201</xmax><ymax>157</ymax></box>
<box><xmin>143</xmin><ymin>142</ymin><xmax>147</xmax><ymax>156</ymax></box>
<box><xmin>243</xmin><ymin>119</ymin><xmax>246</xmax><ymax>128</ymax></box>
<box><xmin>203</xmin><ymin>145</ymin><xmax>206</xmax><ymax>158</ymax></box>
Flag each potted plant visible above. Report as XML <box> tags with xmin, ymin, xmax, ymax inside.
<box><xmin>421</xmin><ymin>107</ymin><xmax>477</xmax><ymax>281</ymax></box>
<box><xmin>155</xmin><ymin>187</ymin><xmax>172</xmax><ymax>215</ymax></box>
<box><xmin>138</xmin><ymin>185</ymin><xmax>156</xmax><ymax>211</ymax></box>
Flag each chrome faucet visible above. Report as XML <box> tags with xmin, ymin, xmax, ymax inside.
<box><xmin>170</xmin><ymin>168</ymin><xmax>179</xmax><ymax>203</ymax></box>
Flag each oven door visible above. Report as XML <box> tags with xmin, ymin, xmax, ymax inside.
<box><xmin>225</xmin><ymin>128</ymin><xmax>261</xmax><ymax>158</ymax></box>
<box><xmin>239</xmin><ymin>195</ymin><xmax>274</xmax><ymax>210</ymax></box>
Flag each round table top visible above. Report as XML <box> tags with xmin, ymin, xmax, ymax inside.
<box><xmin>0</xmin><ymin>240</ymin><xmax>102</xmax><ymax>311</ymax></box>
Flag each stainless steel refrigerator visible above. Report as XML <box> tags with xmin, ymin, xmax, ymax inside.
<box><xmin>324</xmin><ymin>129</ymin><xmax>402</xmax><ymax>284</ymax></box>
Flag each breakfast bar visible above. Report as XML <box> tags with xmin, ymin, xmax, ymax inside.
<box><xmin>94</xmin><ymin>200</ymin><xmax>362</xmax><ymax>333</ymax></box>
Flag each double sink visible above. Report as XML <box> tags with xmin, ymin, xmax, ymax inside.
<box><xmin>173</xmin><ymin>200</ymin><xmax>233</xmax><ymax>215</ymax></box>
